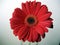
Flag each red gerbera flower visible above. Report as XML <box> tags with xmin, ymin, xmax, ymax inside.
<box><xmin>10</xmin><ymin>1</ymin><xmax>53</xmax><ymax>42</ymax></box>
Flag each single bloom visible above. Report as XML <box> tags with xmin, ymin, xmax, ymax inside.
<box><xmin>10</xmin><ymin>1</ymin><xmax>53</xmax><ymax>42</ymax></box>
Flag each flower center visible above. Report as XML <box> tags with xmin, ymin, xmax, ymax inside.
<box><xmin>25</xmin><ymin>15</ymin><xmax>38</xmax><ymax>26</ymax></box>
<box><xmin>27</xmin><ymin>17</ymin><xmax>35</xmax><ymax>24</ymax></box>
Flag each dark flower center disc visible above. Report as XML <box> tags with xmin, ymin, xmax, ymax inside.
<box><xmin>27</xmin><ymin>17</ymin><xmax>35</xmax><ymax>24</ymax></box>
<box><xmin>25</xmin><ymin>15</ymin><xmax>38</xmax><ymax>26</ymax></box>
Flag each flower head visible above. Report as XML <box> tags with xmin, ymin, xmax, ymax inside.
<box><xmin>10</xmin><ymin>1</ymin><xmax>53</xmax><ymax>42</ymax></box>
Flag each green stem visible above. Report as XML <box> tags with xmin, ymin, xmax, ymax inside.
<box><xmin>20</xmin><ymin>40</ymin><xmax>23</xmax><ymax>45</ymax></box>
<box><xmin>20</xmin><ymin>41</ymin><xmax>38</xmax><ymax>45</ymax></box>
<box><xmin>29</xmin><ymin>42</ymin><xmax>31</xmax><ymax>45</ymax></box>
<box><xmin>36</xmin><ymin>42</ymin><xmax>38</xmax><ymax>45</ymax></box>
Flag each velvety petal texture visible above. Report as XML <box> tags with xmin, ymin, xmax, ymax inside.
<box><xmin>10</xmin><ymin>1</ymin><xmax>53</xmax><ymax>42</ymax></box>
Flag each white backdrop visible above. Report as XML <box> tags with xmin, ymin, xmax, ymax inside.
<box><xmin>0</xmin><ymin>0</ymin><xmax>60</xmax><ymax>45</ymax></box>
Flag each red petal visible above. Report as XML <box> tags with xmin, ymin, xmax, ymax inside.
<box><xmin>10</xmin><ymin>8</ymin><xmax>26</xmax><ymax>29</ymax></box>
<box><xmin>31</xmin><ymin>1</ymin><xmax>37</xmax><ymax>15</ymax></box>
<box><xmin>18</xmin><ymin>26</ymin><xmax>26</xmax><ymax>40</ymax></box>
<box><xmin>22</xmin><ymin>3</ymin><xmax>28</xmax><ymax>15</ymax></box>
<box><xmin>44</xmin><ymin>28</ymin><xmax>48</xmax><ymax>32</ymax></box>
<box><xmin>39</xmin><ymin>22</ymin><xmax>49</xmax><ymax>32</ymax></box>
<box><xmin>21</xmin><ymin>27</ymin><xmax>30</xmax><ymax>41</ymax></box>
<box><xmin>12</xmin><ymin>8</ymin><xmax>26</xmax><ymax>18</ymax></box>
<box><xmin>42</xmin><ymin>34</ymin><xmax>45</xmax><ymax>38</ymax></box>
<box><xmin>23</xmin><ymin>27</ymin><xmax>30</xmax><ymax>41</ymax></box>
<box><xmin>22</xmin><ymin>1</ymin><xmax>41</xmax><ymax>16</ymax></box>
<box><xmin>37</xmin><ymin>5</ymin><xmax>48</xmax><ymax>17</ymax></box>
<box><xmin>32</xmin><ymin>30</ymin><xmax>38</xmax><ymax>42</ymax></box>
<box><xmin>34</xmin><ymin>2</ymin><xmax>41</xmax><ymax>15</ymax></box>
<box><xmin>38</xmin><ymin>12</ymin><xmax>52</xmax><ymax>21</ymax></box>
<box><xmin>36</xmin><ymin>34</ymin><xmax>41</xmax><ymax>42</ymax></box>
<box><xmin>40</xmin><ymin>20</ymin><xmax>53</xmax><ymax>28</ymax></box>
<box><xmin>13</xmin><ymin>26</ymin><xmax>23</xmax><ymax>36</ymax></box>
<box><xmin>25</xmin><ymin>1</ymin><xmax>30</xmax><ymax>15</ymax></box>
<box><xmin>24</xmin><ymin>1</ymin><xmax>37</xmax><ymax>15</ymax></box>
<box><xmin>10</xmin><ymin>23</ymin><xmax>20</xmax><ymax>29</ymax></box>
<box><xmin>50</xmin><ymin>24</ymin><xmax>53</xmax><ymax>28</ymax></box>
<box><xmin>28</xmin><ymin>29</ymin><xmax>32</xmax><ymax>42</ymax></box>
<box><xmin>10</xmin><ymin>18</ymin><xmax>24</xmax><ymax>29</ymax></box>
<box><xmin>29</xmin><ymin>1</ymin><xmax>38</xmax><ymax>15</ymax></box>
<box><xmin>30</xmin><ymin>27</ymin><xmax>38</xmax><ymax>42</ymax></box>
<box><xmin>10</xmin><ymin>18</ymin><xmax>23</xmax><ymax>25</ymax></box>
<box><xmin>35</xmin><ymin>24</ymin><xmax>45</xmax><ymax>35</ymax></box>
<box><xmin>47</xmin><ymin>18</ymin><xmax>53</xmax><ymax>21</ymax></box>
<box><xmin>21</xmin><ymin>30</ymin><xmax>28</xmax><ymax>41</ymax></box>
<box><xmin>23</xmin><ymin>31</ymin><xmax>29</xmax><ymax>41</ymax></box>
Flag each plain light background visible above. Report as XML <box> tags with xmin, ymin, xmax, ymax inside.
<box><xmin>0</xmin><ymin>0</ymin><xmax>60</xmax><ymax>45</ymax></box>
